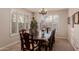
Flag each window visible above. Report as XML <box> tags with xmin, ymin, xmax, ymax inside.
<box><xmin>18</xmin><ymin>15</ymin><xmax>25</xmax><ymax>31</ymax></box>
<box><xmin>39</xmin><ymin>15</ymin><xmax>59</xmax><ymax>31</ymax></box>
<box><xmin>24</xmin><ymin>15</ymin><xmax>29</xmax><ymax>30</ymax></box>
<box><xmin>10</xmin><ymin>10</ymin><xmax>29</xmax><ymax>36</ymax></box>
<box><xmin>52</xmin><ymin>15</ymin><xmax>59</xmax><ymax>32</ymax></box>
<box><xmin>11</xmin><ymin>12</ymin><xmax>17</xmax><ymax>34</ymax></box>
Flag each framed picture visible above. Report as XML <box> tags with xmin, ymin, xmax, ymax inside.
<box><xmin>74</xmin><ymin>12</ymin><xmax>79</xmax><ymax>24</ymax></box>
<box><xmin>72</xmin><ymin>15</ymin><xmax>75</xmax><ymax>28</ymax></box>
<box><xmin>67</xmin><ymin>17</ymin><xmax>70</xmax><ymax>24</ymax></box>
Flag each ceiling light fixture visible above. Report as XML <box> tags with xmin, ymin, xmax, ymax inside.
<box><xmin>39</xmin><ymin>8</ymin><xmax>47</xmax><ymax>15</ymax></box>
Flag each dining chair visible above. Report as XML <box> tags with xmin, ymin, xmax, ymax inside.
<box><xmin>51</xmin><ymin>29</ymin><xmax>56</xmax><ymax>44</ymax></box>
<box><xmin>49</xmin><ymin>29</ymin><xmax>56</xmax><ymax>50</ymax></box>
<box><xmin>19</xmin><ymin>29</ymin><xmax>40</xmax><ymax>51</ymax></box>
<box><xmin>39</xmin><ymin>29</ymin><xmax>56</xmax><ymax>51</ymax></box>
<box><xmin>19</xmin><ymin>29</ymin><xmax>30</xmax><ymax>51</ymax></box>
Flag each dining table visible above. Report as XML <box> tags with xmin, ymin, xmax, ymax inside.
<box><xmin>37</xmin><ymin>30</ymin><xmax>51</xmax><ymax>41</ymax></box>
<box><xmin>32</xmin><ymin>30</ymin><xmax>52</xmax><ymax>50</ymax></box>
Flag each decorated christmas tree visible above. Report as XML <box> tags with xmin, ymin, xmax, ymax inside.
<box><xmin>30</xmin><ymin>16</ymin><xmax>38</xmax><ymax>38</ymax></box>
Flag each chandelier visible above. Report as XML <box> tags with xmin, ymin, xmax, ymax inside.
<box><xmin>39</xmin><ymin>8</ymin><xmax>47</xmax><ymax>15</ymax></box>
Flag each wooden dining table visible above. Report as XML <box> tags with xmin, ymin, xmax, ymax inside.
<box><xmin>37</xmin><ymin>31</ymin><xmax>51</xmax><ymax>40</ymax></box>
<box><xmin>32</xmin><ymin>31</ymin><xmax>52</xmax><ymax>50</ymax></box>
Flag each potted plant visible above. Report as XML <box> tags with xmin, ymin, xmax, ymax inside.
<box><xmin>30</xmin><ymin>16</ymin><xmax>38</xmax><ymax>38</ymax></box>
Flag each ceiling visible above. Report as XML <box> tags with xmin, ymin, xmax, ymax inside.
<box><xmin>26</xmin><ymin>8</ymin><xmax>68</xmax><ymax>12</ymax></box>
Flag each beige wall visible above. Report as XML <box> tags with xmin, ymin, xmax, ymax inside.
<box><xmin>68</xmin><ymin>8</ymin><xmax>79</xmax><ymax>50</ymax></box>
<box><xmin>0</xmin><ymin>8</ymin><xmax>32</xmax><ymax>49</ymax></box>
<box><xmin>36</xmin><ymin>9</ymin><xmax>68</xmax><ymax>39</ymax></box>
<box><xmin>48</xmin><ymin>10</ymin><xmax>68</xmax><ymax>39</ymax></box>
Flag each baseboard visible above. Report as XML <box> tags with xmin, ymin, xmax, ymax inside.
<box><xmin>56</xmin><ymin>36</ymin><xmax>67</xmax><ymax>39</ymax></box>
<box><xmin>0</xmin><ymin>40</ymin><xmax>20</xmax><ymax>50</ymax></box>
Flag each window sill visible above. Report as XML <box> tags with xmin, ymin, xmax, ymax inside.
<box><xmin>10</xmin><ymin>33</ymin><xmax>19</xmax><ymax>37</ymax></box>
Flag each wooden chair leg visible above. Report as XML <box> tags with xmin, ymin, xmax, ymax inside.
<box><xmin>21</xmin><ymin>42</ymin><xmax>24</xmax><ymax>51</ymax></box>
<box><xmin>45</xmin><ymin>46</ymin><xmax>48</xmax><ymax>51</ymax></box>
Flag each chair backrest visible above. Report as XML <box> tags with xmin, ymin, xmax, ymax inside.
<box><xmin>48</xmin><ymin>29</ymin><xmax>56</xmax><ymax>50</ymax></box>
<box><xmin>48</xmin><ymin>31</ymin><xmax>53</xmax><ymax>50</ymax></box>
<box><xmin>51</xmin><ymin>29</ymin><xmax>56</xmax><ymax>43</ymax></box>
<box><xmin>19</xmin><ymin>29</ymin><xmax>31</xmax><ymax>50</ymax></box>
<box><xmin>23</xmin><ymin>33</ymin><xmax>39</xmax><ymax>51</ymax></box>
<box><xmin>23</xmin><ymin>32</ymin><xmax>31</xmax><ymax>50</ymax></box>
<box><xmin>19</xmin><ymin>29</ymin><xmax>26</xmax><ymax>39</ymax></box>
<box><xmin>19</xmin><ymin>29</ymin><xmax>37</xmax><ymax>51</ymax></box>
<box><xmin>19</xmin><ymin>29</ymin><xmax>25</xmax><ymax>50</ymax></box>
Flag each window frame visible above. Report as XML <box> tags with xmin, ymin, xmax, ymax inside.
<box><xmin>10</xmin><ymin>10</ymin><xmax>18</xmax><ymax>37</ymax></box>
<box><xmin>10</xmin><ymin>10</ymin><xmax>29</xmax><ymax>37</ymax></box>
